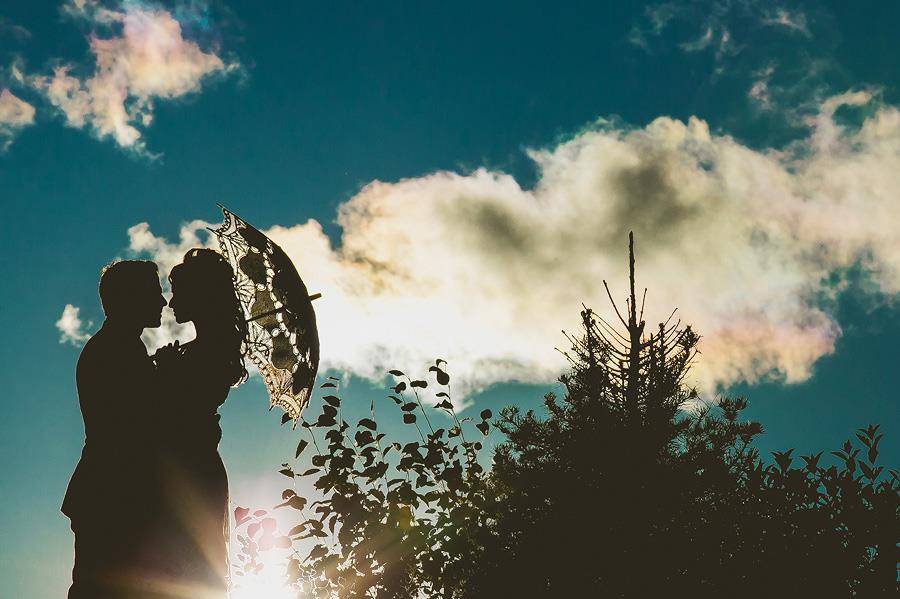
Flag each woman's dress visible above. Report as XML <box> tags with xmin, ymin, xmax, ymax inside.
<box><xmin>153</xmin><ymin>341</ymin><xmax>230</xmax><ymax>598</ymax></box>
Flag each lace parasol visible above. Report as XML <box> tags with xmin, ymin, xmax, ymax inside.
<box><xmin>211</xmin><ymin>206</ymin><xmax>320</xmax><ymax>423</ymax></box>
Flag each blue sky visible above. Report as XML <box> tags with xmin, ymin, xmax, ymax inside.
<box><xmin>2</xmin><ymin>1</ymin><xmax>899</xmax><ymax>596</ymax></box>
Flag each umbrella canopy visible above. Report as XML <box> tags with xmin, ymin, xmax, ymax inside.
<box><xmin>211</xmin><ymin>206</ymin><xmax>319</xmax><ymax>422</ymax></box>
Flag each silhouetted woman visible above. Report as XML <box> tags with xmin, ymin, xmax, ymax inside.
<box><xmin>152</xmin><ymin>248</ymin><xmax>247</xmax><ymax>598</ymax></box>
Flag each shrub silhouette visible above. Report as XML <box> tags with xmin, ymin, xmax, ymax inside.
<box><xmin>233</xmin><ymin>366</ymin><xmax>493</xmax><ymax>598</ymax></box>
<box><xmin>234</xmin><ymin>234</ymin><xmax>898</xmax><ymax>598</ymax></box>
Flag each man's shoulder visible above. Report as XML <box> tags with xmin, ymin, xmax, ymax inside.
<box><xmin>78</xmin><ymin>327</ymin><xmax>113</xmax><ymax>363</ymax></box>
<box><xmin>77</xmin><ymin>324</ymin><xmax>148</xmax><ymax>369</ymax></box>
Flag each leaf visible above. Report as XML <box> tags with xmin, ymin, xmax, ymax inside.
<box><xmin>403</xmin><ymin>413</ymin><xmax>417</xmax><ymax>424</ymax></box>
<box><xmin>393</xmin><ymin>382</ymin><xmax>407</xmax><ymax>393</ymax></box>
<box><xmin>389</xmin><ymin>369</ymin><xmax>405</xmax><ymax>377</ymax></box>
<box><xmin>281</xmin><ymin>413</ymin><xmax>292</xmax><ymax>425</ymax></box>
<box><xmin>358</xmin><ymin>418</ymin><xmax>377</xmax><ymax>430</ymax></box>
<box><xmin>772</xmin><ymin>449</ymin><xmax>794</xmax><ymax>473</ymax></box>
<box><xmin>295</xmin><ymin>439</ymin><xmax>309</xmax><ymax>458</ymax></box>
<box><xmin>276</xmin><ymin>496</ymin><xmax>308</xmax><ymax>511</ymax></box>
<box><xmin>436</xmin><ymin>392</ymin><xmax>450</xmax><ymax>398</ymax></box>
<box><xmin>299</xmin><ymin>467</ymin><xmax>321</xmax><ymax>476</ymax></box>
<box><xmin>355</xmin><ymin>430</ymin><xmax>375</xmax><ymax>447</ymax></box>
<box><xmin>315</xmin><ymin>414</ymin><xmax>336</xmax><ymax>427</ymax></box>
<box><xmin>476</xmin><ymin>421</ymin><xmax>489</xmax><ymax>436</ymax></box>
<box><xmin>282</xmin><ymin>489</ymin><xmax>297</xmax><ymax>500</ymax></box>
<box><xmin>320</xmin><ymin>381</ymin><xmax>337</xmax><ymax>388</ymax></box>
<box><xmin>322</xmin><ymin>405</ymin><xmax>338</xmax><ymax>418</ymax></box>
<box><xmin>800</xmin><ymin>452</ymin><xmax>822</xmax><ymax>472</ymax></box>
<box><xmin>279</xmin><ymin>467</ymin><xmax>294</xmax><ymax>478</ymax></box>
<box><xmin>323</xmin><ymin>395</ymin><xmax>341</xmax><ymax>407</ymax></box>
<box><xmin>311</xmin><ymin>455</ymin><xmax>327</xmax><ymax>467</ymax></box>
<box><xmin>410</xmin><ymin>380</ymin><xmax>428</xmax><ymax>388</ymax></box>
<box><xmin>480</xmin><ymin>409</ymin><xmax>493</xmax><ymax>420</ymax></box>
<box><xmin>436</xmin><ymin>370</ymin><xmax>450</xmax><ymax>385</ymax></box>
<box><xmin>860</xmin><ymin>462</ymin><xmax>875</xmax><ymax>480</ymax></box>
<box><xmin>234</xmin><ymin>506</ymin><xmax>250</xmax><ymax>526</ymax></box>
<box><xmin>436</xmin><ymin>400</ymin><xmax>453</xmax><ymax>410</ymax></box>
<box><xmin>306</xmin><ymin>544</ymin><xmax>329</xmax><ymax>562</ymax></box>
<box><xmin>868</xmin><ymin>446</ymin><xmax>879</xmax><ymax>464</ymax></box>
<box><xmin>275</xmin><ymin>536</ymin><xmax>292</xmax><ymax>549</ymax></box>
<box><xmin>401</xmin><ymin>402</ymin><xmax>418</xmax><ymax>412</ymax></box>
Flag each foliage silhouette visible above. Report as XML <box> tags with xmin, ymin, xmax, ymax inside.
<box><xmin>233</xmin><ymin>366</ymin><xmax>493</xmax><ymax>598</ymax></box>
<box><xmin>235</xmin><ymin>234</ymin><xmax>898</xmax><ymax>598</ymax></box>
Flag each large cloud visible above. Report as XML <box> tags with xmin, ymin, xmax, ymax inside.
<box><xmin>31</xmin><ymin>0</ymin><xmax>235</xmax><ymax>155</ymax></box>
<box><xmin>0</xmin><ymin>89</ymin><xmax>35</xmax><ymax>150</ymax></box>
<box><xmin>58</xmin><ymin>92</ymin><xmax>900</xmax><ymax>405</ymax></box>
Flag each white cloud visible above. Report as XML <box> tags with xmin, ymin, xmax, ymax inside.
<box><xmin>127</xmin><ymin>219</ymin><xmax>209</xmax><ymax>350</ymax></box>
<box><xmin>61</xmin><ymin>92</ymin><xmax>900</xmax><ymax>409</ymax></box>
<box><xmin>56</xmin><ymin>304</ymin><xmax>92</xmax><ymax>345</ymax></box>
<box><xmin>55</xmin><ymin>220</ymin><xmax>208</xmax><ymax>353</ymax></box>
<box><xmin>0</xmin><ymin>88</ymin><xmax>35</xmax><ymax>150</ymax></box>
<box><xmin>762</xmin><ymin>8</ymin><xmax>810</xmax><ymax>36</ymax></box>
<box><xmin>679</xmin><ymin>26</ymin><xmax>715</xmax><ymax>52</ymax></box>
<box><xmin>631</xmin><ymin>2</ymin><xmax>809</xmax><ymax>66</ymax></box>
<box><xmin>31</xmin><ymin>1</ymin><xmax>236</xmax><ymax>155</ymax></box>
<box><xmin>140</xmin><ymin>310</ymin><xmax>196</xmax><ymax>356</ymax></box>
<box><xmin>628</xmin><ymin>3</ymin><xmax>679</xmax><ymax>49</ymax></box>
<box><xmin>127</xmin><ymin>219</ymin><xmax>214</xmax><ymax>274</ymax></box>
<box><xmin>748</xmin><ymin>64</ymin><xmax>775</xmax><ymax>109</ymax></box>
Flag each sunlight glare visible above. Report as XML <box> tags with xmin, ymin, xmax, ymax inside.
<box><xmin>229</xmin><ymin>570</ymin><xmax>298</xmax><ymax>599</ymax></box>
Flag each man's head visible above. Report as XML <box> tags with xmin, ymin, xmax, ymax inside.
<box><xmin>98</xmin><ymin>260</ymin><xmax>166</xmax><ymax>329</ymax></box>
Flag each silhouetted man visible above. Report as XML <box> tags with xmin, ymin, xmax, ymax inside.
<box><xmin>64</xmin><ymin>260</ymin><xmax>167</xmax><ymax>599</ymax></box>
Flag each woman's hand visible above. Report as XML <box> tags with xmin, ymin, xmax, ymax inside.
<box><xmin>153</xmin><ymin>340</ymin><xmax>182</xmax><ymax>369</ymax></box>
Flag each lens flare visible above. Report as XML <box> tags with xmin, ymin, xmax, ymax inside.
<box><xmin>230</xmin><ymin>571</ymin><xmax>297</xmax><ymax>599</ymax></box>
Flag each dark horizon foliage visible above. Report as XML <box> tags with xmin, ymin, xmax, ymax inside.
<box><xmin>233</xmin><ymin>236</ymin><xmax>899</xmax><ymax>598</ymax></box>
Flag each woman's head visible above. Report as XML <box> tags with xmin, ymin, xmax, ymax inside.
<box><xmin>169</xmin><ymin>248</ymin><xmax>248</xmax><ymax>386</ymax></box>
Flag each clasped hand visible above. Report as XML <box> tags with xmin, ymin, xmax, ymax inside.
<box><xmin>153</xmin><ymin>340</ymin><xmax>183</xmax><ymax>369</ymax></box>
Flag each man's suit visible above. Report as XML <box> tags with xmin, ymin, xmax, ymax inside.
<box><xmin>65</xmin><ymin>321</ymin><xmax>158</xmax><ymax>599</ymax></box>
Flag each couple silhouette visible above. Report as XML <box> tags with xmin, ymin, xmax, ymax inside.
<box><xmin>64</xmin><ymin>249</ymin><xmax>247</xmax><ymax>599</ymax></box>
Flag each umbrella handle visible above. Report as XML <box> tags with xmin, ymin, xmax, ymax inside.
<box><xmin>245</xmin><ymin>294</ymin><xmax>321</xmax><ymax>323</ymax></box>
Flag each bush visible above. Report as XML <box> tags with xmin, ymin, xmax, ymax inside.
<box><xmin>234</xmin><ymin>236</ymin><xmax>898</xmax><ymax>597</ymax></box>
<box><xmin>233</xmin><ymin>364</ymin><xmax>494</xmax><ymax>598</ymax></box>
